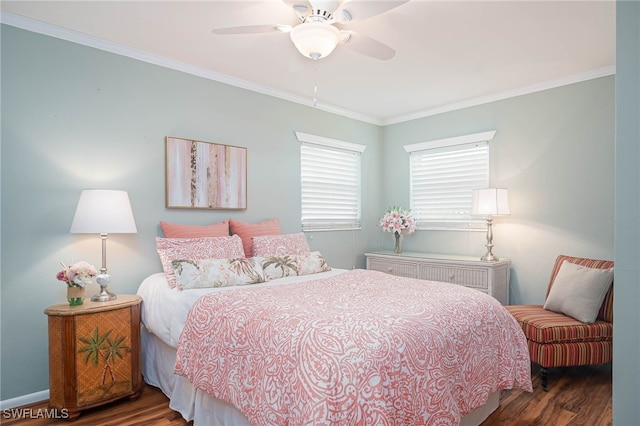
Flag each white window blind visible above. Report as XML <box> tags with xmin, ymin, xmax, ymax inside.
<box><xmin>405</xmin><ymin>132</ymin><xmax>493</xmax><ymax>230</ymax></box>
<box><xmin>297</xmin><ymin>132</ymin><xmax>364</xmax><ymax>231</ymax></box>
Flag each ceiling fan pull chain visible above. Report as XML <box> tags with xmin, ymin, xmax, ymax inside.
<box><xmin>313</xmin><ymin>64</ymin><xmax>318</xmax><ymax>107</ymax></box>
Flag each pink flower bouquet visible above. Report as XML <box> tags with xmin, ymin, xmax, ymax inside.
<box><xmin>380</xmin><ymin>206</ymin><xmax>416</xmax><ymax>236</ymax></box>
<box><xmin>56</xmin><ymin>261</ymin><xmax>98</xmax><ymax>288</ymax></box>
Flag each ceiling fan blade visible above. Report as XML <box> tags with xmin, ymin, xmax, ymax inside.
<box><xmin>338</xmin><ymin>0</ymin><xmax>408</xmax><ymax>22</ymax></box>
<box><xmin>342</xmin><ymin>31</ymin><xmax>396</xmax><ymax>60</ymax></box>
<box><xmin>211</xmin><ymin>25</ymin><xmax>285</xmax><ymax>35</ymax></box>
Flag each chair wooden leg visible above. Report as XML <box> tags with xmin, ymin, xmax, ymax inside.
<box><xmin>541</xmin><ymin>367</ymin><xmax>549</xmax><ymax>392</ymax></box>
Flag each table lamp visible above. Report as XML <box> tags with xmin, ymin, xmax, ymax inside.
<box><xmin>471</xmin><ymin>188</ymin><xmax>510</xmax><ymax>261</ymax></box>
<box><xmin>70</xmin><ymin>190</ymin><xmax>137</xmax><ymax>301</ymax></box>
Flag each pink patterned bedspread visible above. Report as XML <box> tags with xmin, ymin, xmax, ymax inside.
<box><xmin>175</xmin><ymin>269</ymin><xmax>532</xmax><ymax>425</ymax></box>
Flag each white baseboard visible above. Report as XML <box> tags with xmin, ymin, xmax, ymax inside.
<box><xmin>0</xmin><ymin>390</ymin><xmax>49</xmax><ymax>410</ymax></box>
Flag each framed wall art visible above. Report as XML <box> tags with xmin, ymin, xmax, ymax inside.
<box><xmin>166</xmin><ymin>136</ymin><xmax>247</xmax><ymax>209</ymax></box>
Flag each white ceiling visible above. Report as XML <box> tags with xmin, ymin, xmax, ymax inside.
<box><xmin>1</xmin><ymin>0</ymin><xmax>615</xmax><ymax>125</ymax></box>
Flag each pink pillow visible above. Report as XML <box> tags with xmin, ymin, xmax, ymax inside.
<box><xmin>229</xmin><ymin>218</ymin><xmax>281</xmax><ymax>257</ymax></box>
<box><xmin>156</xmin><ymin>235</ymin><xmax>245</xmax><ymax>288</ymax></box>
<box><xmin>252</xmin><ymin>233</ymin><xmax>310</xmax><ymax>257</ymax></box>
<box><xmin>160</xmin><ymin>220</ymin><xmax>229</xmax><ymax>238</ymax></box>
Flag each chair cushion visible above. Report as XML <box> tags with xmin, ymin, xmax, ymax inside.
<box><xmin>543</xmin><ymin>260</ymin><xmax>614</xmax><ymax>323</ymax></box>
<box><xmin>527</xmin><ymin>340</ymin><xmax>613</xmax><ymax>368</ymax></box>
<box><xmin>505</xmin><ymin>304</ymin><xmax>612</xmax><ymax>344</ymax></box>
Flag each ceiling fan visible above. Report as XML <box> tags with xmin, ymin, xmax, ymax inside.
<box><xmin>211</xmin><ymin>0</ymin><xmax>408</xmax><ymax>61</ymax></box>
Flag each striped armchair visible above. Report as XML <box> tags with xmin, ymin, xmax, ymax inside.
<box><xmin>505</xmin><ymin>255</ymin><xmax>614</xmax><ymax>391</ymax></box>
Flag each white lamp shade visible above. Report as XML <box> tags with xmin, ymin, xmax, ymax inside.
<box><xmin>471</xmin><ymin>188</ymin><xmax>510</xmax><ymax>216</ymax></box>
<box><xmin>290</xmin><ymin>21</ymin><xmax>340</xmax><ymax>59</ymax></box>
<box><xmin>70</xmin><ymin>190</ymin><xmax>137</xmax><ymax>234</ymax></box>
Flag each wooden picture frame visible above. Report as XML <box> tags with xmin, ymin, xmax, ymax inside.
<box><xmin>165</xmin><ymin>136</ymin><xmax>247</xmax><ymax>209</ymax></box>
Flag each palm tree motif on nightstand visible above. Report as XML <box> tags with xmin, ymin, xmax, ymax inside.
<box><xmin>78</xmin><ymin>327</ymin><xmax>130</xmax><ymax>385</ymax></box>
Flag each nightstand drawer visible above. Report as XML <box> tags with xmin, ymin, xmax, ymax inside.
<box><xmin>420</xmin><ymin>265</ymin><xmax>489</xmax><ymax>289</ymax></box>
<box><xmin>366</xmin><ymin>258</ymin><xmax>418</xmax><ymax>278</ymax></box>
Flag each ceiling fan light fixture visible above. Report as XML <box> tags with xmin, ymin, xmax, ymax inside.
<box><xmin>290</xmin><ymin>21</ymin><xmax>340</xmax><ymax>59</ymax></box>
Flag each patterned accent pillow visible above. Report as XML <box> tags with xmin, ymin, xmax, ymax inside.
<box><xmin>172</xmin><ymin>257</ymin><xmax>266</xmax><ymax>290</ymax></box>
<box><xmin>156</xmin><ymin>235</ymin><xmax>245</xmax><ymax>288</ymax></box>
<box><xmin>160</xmin><ymin>220</ymin><xmax>229</xmax><ymax>238</ymax></box>
<box><xmin>252</xmin><ymin>233</ymin><xmax>311</xmax><ymax>257</ymax></box>
<box><xmin>258</xmin><ymin>251</ymin><xmax>331</xmax><ymax>280</ymax></box>
<box><xmin>229</xmin><ymin>218</ymin><xmax>281</xmax><ymax>257</ymax></box>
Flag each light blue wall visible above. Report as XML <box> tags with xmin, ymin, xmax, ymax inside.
<box><xmin>613</xmin><ymin>1</ymin><xmax>640</xmax><ymax>424</ymax></box>
<box><xmin>0</xmin><ymin>25</ymin><xmax>382</xmax><ymax>400</ymax></box>
<box><xmin>381</xmin><ymin>77</ymin><xmax>615</xmax><ymax>305</ymax></box>
<box><xmin>2</xmin><ymin>15</ymin><xmax>636</xmax><ymax>420</ymax></box>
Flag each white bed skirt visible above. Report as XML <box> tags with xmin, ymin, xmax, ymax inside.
<box><xmin>141</xmin><ymin>325</ymin><xmax>499</xmax><ymax>426</ymax></box>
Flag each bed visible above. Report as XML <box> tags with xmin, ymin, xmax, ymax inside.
<box><xmin>138</xmin><ymin>259</ymin><xmax>532</xmax><ymax>425</ymax></box>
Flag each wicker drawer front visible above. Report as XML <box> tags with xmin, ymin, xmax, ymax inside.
<box><xmin>421</xmin><ymin>265</ymin><xmax>489</xmax><ymax>289</ymax></box>
<box><xmin>365</xmin><ymin>252</ymin><xmax>510</xmax><ymax>305</ymax></box>
<box><xmin>367</xmin><ymin>259</ymin><xmax>418</xmax><ymax>278</ymax></box>
<box><xmin>75</xmin><ymin>309</ymin><xmax>134</xmax><ymax>406</ymax></box>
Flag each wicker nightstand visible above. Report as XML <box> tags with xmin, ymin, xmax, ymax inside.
<box><xmin>44</xmin><ymin>294</ymin><xmax>142</xmax><ymax>420</ymax></box>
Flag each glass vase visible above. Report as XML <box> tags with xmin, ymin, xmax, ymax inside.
<box><xmin>67</xmin><ymin>286</ymin><xmax>85</xmax><ymax>306</ymax></box>
<box><xmin>394</xmin><ymin>233</ymin><xmax>402</xmax><ymax>254</ymax></box>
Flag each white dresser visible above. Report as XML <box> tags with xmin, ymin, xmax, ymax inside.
<box><xmin>364</xmin><ymin>251</ymin><xmax>511</xmax><ymax>305</ymax></box>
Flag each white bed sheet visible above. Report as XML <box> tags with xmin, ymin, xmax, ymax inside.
<box><xmin>137</xmin><ymin>269</ymin><xmax>348</xmax><ymax>349</ymax></box>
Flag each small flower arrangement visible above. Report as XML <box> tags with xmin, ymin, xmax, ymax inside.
<box><xmin>380</xmin><ymin>206</ymin><xmax>416</xmax><ymax>236</ymax></box>
<box><xmin>56</xmin><ymin>261</ymin><xmax>98</xmax><ymax>288</ymax></box>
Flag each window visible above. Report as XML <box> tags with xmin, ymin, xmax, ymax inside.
<box><xmin>404</xmin><ymin>131</ymin><xmax>494</xmax><ymax>230</ymax></box>
<box><xmin>297</xmin><ymin>132</ymin><xmax>365</xmax><ymax>231</ymax></box>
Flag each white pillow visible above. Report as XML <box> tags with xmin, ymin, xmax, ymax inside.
<box><xmin>257</xmin><ymin>251</ymin><xmax>331</xmax><ymax>280</ymax></box>
<box><xmin>171</xmin><ymin>257</ymin><xmax>266</xmax><ymax>290</ymax></box>
<box><xmin>543</xmin><ymin>260</ymin><xmax>614</xmax><ymax>323</ymax></box>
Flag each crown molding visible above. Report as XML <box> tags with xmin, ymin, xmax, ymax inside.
<box><xmin>383</xmin><ymin>65</ymin><xmax>616</xmax><ymax>126</ymax></box>
<box><xmin>0</xmin><ymin>11</ymin><xmax>382</xmax><ymax>125</ymax></box>
<box><xmin>1</xmin><ymin>11</ymin><xmax>614</xmax><ymax>128</ymax></box>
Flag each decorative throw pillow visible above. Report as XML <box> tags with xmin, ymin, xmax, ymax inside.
<box><xmin>543</xmin><ymin>260</ymin><xmax>614</xmax><ymax>323</ymax></box>
<box><xmin>160</xmin><ymin>220</ymin><xmax>229</xmax><ymax>238</ymax></box>
<box><xmin>258</xmin><ymin>251</ymin><xmax>331</xmax><ymax>280</ymax></box>
<box><xmin>229</xmin><ymin>218</ymin><xmax>281</xmax><ymax>257</ymax></box>
<box><xmin>171</xmin><ymin>257</ymin><xmax>266</xmax><ymax>290</ymax></box>
<box><xmin>156</xmin><ymin>235</ymin><xmax>245</xmax><ymax>288</ymax></box>
<box><xmin>252</xmin><ymin>232</ymin><xmax>311</xmax><ymax>257</ymax></box>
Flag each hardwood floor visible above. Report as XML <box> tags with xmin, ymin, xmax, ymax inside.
<box><xmin>3</xmin><ymin>364</ymin><xmax>611</xmax><ymax>426</ymax></box>
<box><xmin>1</xmin><ymin>386</ymin><xmax>191</xmax><ymax>426</ymax></box>
<box><xmin>482</xmin><ymin>364</ymin><xmax>612</xmax><ymax>426</ymax></box>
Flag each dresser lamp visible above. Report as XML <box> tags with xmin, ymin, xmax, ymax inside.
<box><xmin>471</xmin><ymin>188</ymin><xmax>510</xmax><ymax>261</ymax></box>
<box><xmin>70</xmin><ymin>190</ymin><xmax>137</xmax><ymax>301</ymax></box>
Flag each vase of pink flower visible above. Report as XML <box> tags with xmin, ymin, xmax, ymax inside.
<box><xmin>379</xmin><ymin>206</ymin><xmax>416</xmax><ymax>254</ymax></box>
<box><xmin>56</xmin><ymin>261</ymin><xmax>97</xmax><ymax>306</ymax></box>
